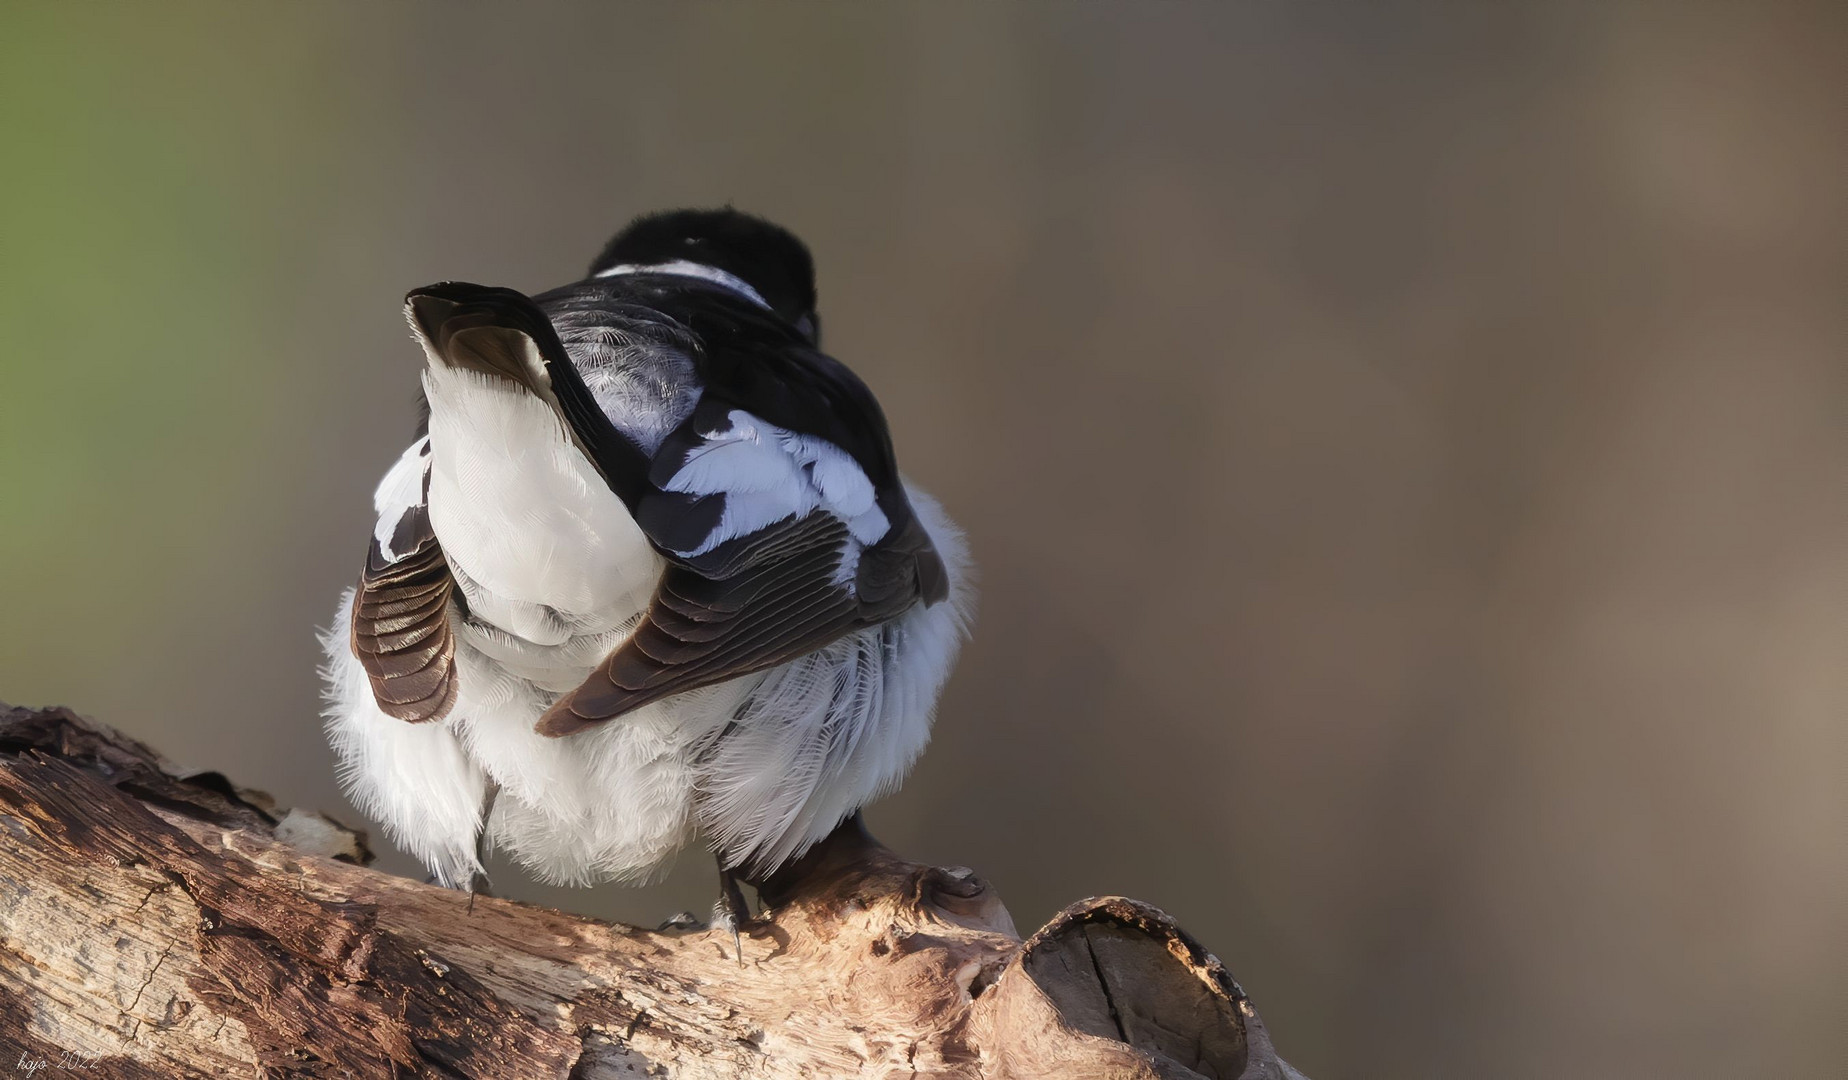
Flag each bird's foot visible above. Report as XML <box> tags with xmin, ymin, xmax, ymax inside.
<box><xmin>717</xmin><ymin>867</ymin><xmax>754</xmax><ymax>966</ymax></box>
<box><xmin>465</xmin><ymin>872</ymin><xmax>493</xmax><ymax>912</ymax></box>
<box><xmin>657</xmin><ymin>910</ymin><xmax>703</xmax><ymax>931</ymax></box>
<box><xmin>422</xmin><ymin>870</ymin><xmax>494</xmax><ymax>912</ymax></box>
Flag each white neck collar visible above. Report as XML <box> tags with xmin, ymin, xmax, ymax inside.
<box><xmin>593</xmin><ymin>260</ymin><xmax>771</xmax><ymax>310</ymax></box>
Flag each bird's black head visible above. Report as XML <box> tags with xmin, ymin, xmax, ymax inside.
<box><xmin>590</xmin><ymin>208</ymin><xmax>820</xmax><ymax>342</ymax></box>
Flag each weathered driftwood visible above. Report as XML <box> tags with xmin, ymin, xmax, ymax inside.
<box><xmin>0</xmin><ymin>703</ymin><xmax>1305</xmax><ymax>1079</ymax></box>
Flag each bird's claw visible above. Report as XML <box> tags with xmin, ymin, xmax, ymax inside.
<box><xmin>657</xmin><ymin>910</ymin><xmax>703</xmax><ymax>931</ymax></box>
<box><xmin>710</xmin><ymin>899</ymin><xmax>745</xmax><ymax>967</ymax></box>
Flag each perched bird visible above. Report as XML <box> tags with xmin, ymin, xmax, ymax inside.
<box><xmin>321</xmin><ymin>209</ymin><xmax>973</xmax><ymax>921</ymax></box>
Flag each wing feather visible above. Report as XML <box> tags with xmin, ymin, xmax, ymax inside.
<box><xmin>537</xmin><ymin>513</ymin><xmax>860</xmax><ymax>734</ymax></box>
<box><xmin>349</xmin><ymin>498</ymin><xmax>458</xmax><ymax>722</ymax></box>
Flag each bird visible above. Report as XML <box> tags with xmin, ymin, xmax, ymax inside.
<box><xmin>320</xmin><ymin>208</ymin><xmax>973</xmax><ymax>930</ymax></box>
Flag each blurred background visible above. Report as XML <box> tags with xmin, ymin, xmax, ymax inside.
<box><xmin>2</xmin><ymin>3</ymin><xmax>1842</xmax><ymax>1077</ymax></box>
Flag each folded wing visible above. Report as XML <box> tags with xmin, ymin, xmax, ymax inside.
<box><xmin>400</xmin><ymin>280</ymin><xmax>947</xmax><ymax>738</ymax></box>
<box><xmin>350</xmin><ymin>438</ymin><xmax>458</xmax><ymax>723</ymax></box>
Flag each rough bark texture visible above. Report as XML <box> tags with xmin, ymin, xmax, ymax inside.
<box><xmin>0</xmin><ymin>703</ymin><xmax>1307</xmax><ymax>1079</ymax></box>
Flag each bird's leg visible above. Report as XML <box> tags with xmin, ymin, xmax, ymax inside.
<box><xmin>466</xmin><ymin>782</ymin><xmax>500</xmax><ymax>912</ymax></box>
<box><xmin>713</xmin><ymin>861</ymin><xmax>754</xmax><ymax>965</ymax></box>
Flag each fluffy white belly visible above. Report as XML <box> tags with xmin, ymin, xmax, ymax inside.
<box><xmin>448</xmin><ymin>635</ymin><xmax>759</xmax><ymax>886</ymax></box>
<box><xmin>321</xmin><ymin>591</ymin><xmax>757</xmax><ymax>888</ymax></box>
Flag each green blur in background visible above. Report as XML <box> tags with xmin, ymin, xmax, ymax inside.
<box><xmin>2</xmin><ymin>4</ymin><xmax>1843</xmax><ymax>1077</ymax></box>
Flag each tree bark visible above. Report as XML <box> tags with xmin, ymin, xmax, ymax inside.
<box><xmin>0</xmin><ymin>703</ymin><xmax>1306</xmax><ymax>1079</ymax></box>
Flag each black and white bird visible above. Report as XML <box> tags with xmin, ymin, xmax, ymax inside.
<box><xmin>321</xmin><ymin>209</ymin><xmax>972</xmax><ymax>915</ymax></box>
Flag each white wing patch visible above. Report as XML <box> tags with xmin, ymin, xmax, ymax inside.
<box><xmin>593</xmin><ymin>260</ymin><xmax>773</xmax><ymax>310</ymax></box>
<box><xmin>663</xmin><ymin>409</ymin><xmax>890</xmax><ymax>558</ymax></box>
<box><xmin>371</xmin><ymin>435</ymin><xmax>431</xmax><ymax>561</ymax></box>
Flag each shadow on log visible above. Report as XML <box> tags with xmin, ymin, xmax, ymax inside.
<box><xmin>0</xmin><ymin>703</ymin><xmax>1306</xmax><ymax>1079</ymax></box>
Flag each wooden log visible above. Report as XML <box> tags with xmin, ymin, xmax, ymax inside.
<box><xmin>0</xmin><ymin>703</ymin><xmax>1306</xmax><ymax>1079</ymax></box>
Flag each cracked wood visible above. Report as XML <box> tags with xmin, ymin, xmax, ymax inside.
<box><xmin>0</xmin><ymin>703</ymin><xmax>1306</xmax><ymax>1079</ymax></box>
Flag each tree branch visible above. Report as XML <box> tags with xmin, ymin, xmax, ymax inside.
<box><xmin>0</xmin><ymin>703</ymin><xmax>1306</xmax><ymax>1079</ymax></box>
